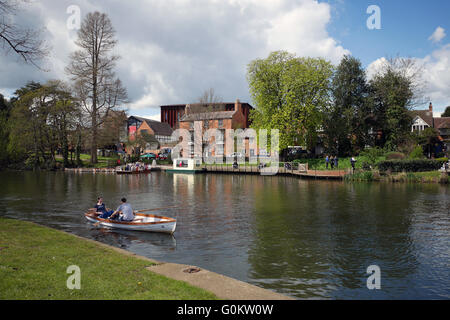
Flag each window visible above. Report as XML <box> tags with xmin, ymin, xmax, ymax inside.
<box><xmin>218</xmin><ymin>119</ymin><xmax>223</xmax><ymax>128</ymax></box>
<box><xmin>176</xmin><ymin>160</ymin><xmax>188</xmax><ymax>168</ymax></box>
<box><xmin>203</xmin><ymin>121</ymin><xmax>209</xmax><ymax>129</ymax></box>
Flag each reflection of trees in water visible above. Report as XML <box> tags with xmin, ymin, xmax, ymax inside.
<box><xmin>247</xmin><ymin>180</ymin><xmax>423</xmax><ymax>299</ymax></box>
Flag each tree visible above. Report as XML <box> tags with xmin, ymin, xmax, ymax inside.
<box><xmin>323</xmin><ymin>55</ymin><xmax>370</xmax><ymax>156</ymax></box>
<box><xmin>247</xmin><ymin>51</ymin><xmax>333</xmax><ymax>152</ymax></box>
<box><xmin>66</xmin><ymin>12</ymin><xmax>128</xmax><ymax>164</ymax></box>
<box><xmin>412</xmin><ymin>127</ymin><xmax>440</xmax><ymax>158</ymax></box>
<box><xmin>368</xmin><ymin>58</ymin><xmax>419</xmax><ymax>149</ymax></box>
<box><xmin>8</xmin><ymin>81</ymin><xmax>79</xmax><ymax>169</ymax></box>
<box><xmin>197</xmin><ymin>88</ymin><xmax>222</xmax><ymax>105</ymax></box>
<box><xmin>442</xmin><ymin>106</ymin><xmax>450</xmax><ymax>117</ymax></box>
<box><xmin>0</xmin><ymin>93</ymin><xmax>11</xmax><ymax>168</ymax></box>
<box><xmin>0</xmin><ymin>0</ymin><xmax>48</xmax><ymax>66</ymax></box>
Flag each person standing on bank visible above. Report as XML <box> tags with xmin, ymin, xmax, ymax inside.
<box><xmin>330</xmin><ymin>156</ymin><xmax>335</xmax><ymax>169</ymax></box>
<box><xmin>350</xmin><ymin>157</ymin><xmax>356</xmax><ymax>172</ymax></box>
<box><xmin>334</xmin><ymin>156</ymin><xmax>339</xmax><ymax>169</ymax></box>
<box><xmin>109</xmin><ymin>198</ymin><xmax>135</xmax><ymax>222</ymax></box>
<box><xmin>325</xmin><ymin>155</ymin><xmax>329</xmax><ymax>169</ymax></box>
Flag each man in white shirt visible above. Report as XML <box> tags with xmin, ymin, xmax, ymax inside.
<box><xmin>110</xmin><ymin>198</ymin><xmax>134</xmax><ymax>221</ymax></box>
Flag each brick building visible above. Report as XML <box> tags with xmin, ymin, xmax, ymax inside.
<box><xmin>127</xmin><ymin>116</ymin><xmax>174</xmax><ymax>153</ymax></box>
<box><xmin>178</xmin><ymin>99</ymin><xmax>256</xmax><ymax>159</ymax></box>
<box><xmin>160</xmin><ymin>102</ymin><xmax>253</xmax><ymax>129</ymax></box>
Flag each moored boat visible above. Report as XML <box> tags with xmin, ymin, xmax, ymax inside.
<box><xmin>165</xmin><ymin>158</ymin><xmax>205</xmax><ymax>174</ymax></box>
<box><xmin>85</xmin><ymin>211</ymin><xmax>176</xmax><ymax>234</ymax></box>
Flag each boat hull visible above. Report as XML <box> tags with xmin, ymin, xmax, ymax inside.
<box><xmin>85</xmin><ymin>212</ymin><xmax>176</xmax><ymax>234</ymax></box>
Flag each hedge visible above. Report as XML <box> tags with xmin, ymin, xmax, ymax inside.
<box><xmin>377</xmin><ymin>159</ymin><xmax>447</xmax><ymax>172</ymax></box>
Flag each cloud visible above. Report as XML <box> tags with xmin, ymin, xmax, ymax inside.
<box><xmin>366</xmin><ymin>45</ymin><xmax>450</xmax><ymax>111</ymax></box>
<box><xmin>0</xmin><ymin>0</ymin><xmax>349</xmax><ymax>117</ymax></box>
<box><xmin>428</xmin><ymin>26</ymin><xmax>446</xmax><ymax>43</ymax></box>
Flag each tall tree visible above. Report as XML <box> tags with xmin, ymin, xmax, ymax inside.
<box><xmin>247</xmin><ymin>51</ymin><xmax>333</xmax><ymax>152</ymax></box>
<box><xmin>323</xmin><ymin>55</ymin><xmax>370</xmax><ymax>156</ymax></box>
<box><xmin>0</xmin><ymin>93</ymin><xmax>11</xmax><ymax>168</ymax></box>
<box><xmin>368</xmin><ymin>59</ymin><xmax>418</xmax><ymax>149</ymax></box>
<box><xmin>66</xmin><ymin>12</ymin><xmax>127</xmax><ymax>164</ymax></box>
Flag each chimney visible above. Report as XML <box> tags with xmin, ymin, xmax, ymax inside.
<box><xmin>234</xmin><ymin>99</ymin><xmax>242</xmax><ymax>114</ymax></box>
<box><xmin>429</xmin><ymin>102</ymin><xmax>433</xmax><ymax>112</ymax></box>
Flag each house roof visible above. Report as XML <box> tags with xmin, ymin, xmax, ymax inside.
<box><xmin>434</xmin><ymin>117</ymin><xmax>450</xmax><ymax>129</ymax></box>
<box><xmin>410</xmin><ymin>110</ymin><xmax>434</xmax><ymax>127</ymax></box>
<box><xmin>130</xmin><ymin>116</ymin><xmax>173</xmax><ymax>136</ymax></box>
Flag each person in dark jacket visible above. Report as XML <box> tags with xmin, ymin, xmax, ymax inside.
<box><xmin>94</xmin><ymin>197</ymin><xmax>114</xmax><ymax>219</ymax></box>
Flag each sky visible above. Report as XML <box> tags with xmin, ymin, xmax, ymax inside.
<box><xmin>1</xmin><ymin>0</ymin><xmax>450</xmax><ymax>121</ymax></box>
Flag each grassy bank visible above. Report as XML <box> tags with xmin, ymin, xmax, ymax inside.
<box><xmin>344</xmin><ymin>170</ymin><xmax>450</xmax><ymax>183</ymax></box>
<box><xmin>0</xmin><ymin>217</ymin><xmax>217</xmax><ymax>300</ymax></box>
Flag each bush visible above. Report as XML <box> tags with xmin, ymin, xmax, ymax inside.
<box><xmin>408</xmin><ymin>145</ymin><xmax>425</xmax><ymax>160</ymax></box>
<box><xmin>386</xmin><ymin>152</ymin><xmax>406</xmax><ymax>160</ymax></box>
<box><xmin>378</xmin><ymin>159</ymin><xmax>446</xmax><ymax>172</ymax></box>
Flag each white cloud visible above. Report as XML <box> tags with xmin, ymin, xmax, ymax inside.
<box><xmin>367</xmin><ymin>44</ymin><xmax>450</xmax><ymax>112</ymax></box>
<box><xmin>428</xmin><ymin>26</ymin><xmax>446</xmax><ymax>43</ymax></box>
<box><xmin>0</xmin><ymin>0</ymin><xmax>349</xmax><ymax>116</ymax></box>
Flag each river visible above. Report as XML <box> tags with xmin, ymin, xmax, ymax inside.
<box><xmin>1</xmin><ymin>170</ymin><xmax>449</xmax><ymax>299</ymax></box>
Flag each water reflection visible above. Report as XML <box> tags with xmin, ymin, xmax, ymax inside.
<box><xmin>1</xmin><ymin>171</ymin><xmax>449</xmax><ymax>299</ymax></box>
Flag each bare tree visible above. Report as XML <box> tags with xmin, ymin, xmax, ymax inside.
<box><xmin>0</xmin><ymin>0</ymin><xmax>49</xmax><ymax>67</ymax></box>
<box><xmin>197</xmin><ymin>88</ymin><xmax>222</xmax><ymax>106</ymax></box>
<box><xmin>66</xmin><ymin>12</ymin><xmax>127</xmax><ymax>164</ymax></box>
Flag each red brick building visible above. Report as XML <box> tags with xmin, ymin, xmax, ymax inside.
<box><xmin>161</xmin><ymin>102</ymin><xmax>253</xmax><ymax>129</ymax></box>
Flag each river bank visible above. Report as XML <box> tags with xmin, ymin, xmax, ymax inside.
<box><xmin>0</xmin><ymin>217</ymin><xmax>217</xmax><ymax>299</ymax></box>
<box><xmin>0</xmin><ymin>217</ymin><xmax>289</xmax><ymax>300</ymax></box>
<box><xmin>61</xmin><ymin>165</ymin><xmax>450</xmax><ymax>184</ymax></box>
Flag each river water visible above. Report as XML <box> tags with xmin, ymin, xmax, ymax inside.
<box><xmin>1</xmin><ymin>170</ymin><xmax>449</xmax><ymax>299</ymax></box>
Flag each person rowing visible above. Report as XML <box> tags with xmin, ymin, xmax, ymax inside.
<box><xmin>109</xmin><ymin>197</ymin><xmax>135</xmax><ymax>222</ymax></box>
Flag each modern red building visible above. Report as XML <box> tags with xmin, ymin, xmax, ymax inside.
<box><xmin>161</xmin><ymin>102</ymin><xmax>253</xmax><ymax>129</ymax></box>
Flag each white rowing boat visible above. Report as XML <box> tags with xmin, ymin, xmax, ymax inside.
<box><xmin>84</xmin><ymin>211</ymin><xmax>177</xmax><ymax>234</ymax></box>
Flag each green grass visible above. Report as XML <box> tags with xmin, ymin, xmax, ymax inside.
<box><xmin>0</xmin><ymin>217</ymin><xmax>217</xmax><ymax>300</ymax></box>
<box><xmin>55</xmin><ymin>153</ymin><xmax>119</xmax><ymax>168</ymax></box>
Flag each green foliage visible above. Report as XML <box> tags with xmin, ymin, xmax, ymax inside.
<box><xmin>247</xmin><ymin>51</ymin><xmax>334</xmax><ymax>151</ymax></box>
<box><xmin>442</xmin><ymin>106</ymin><xmax>450</xmax><ymax>117</ymax></box>
<box><xmin>378</xmin><ymin>159</ymin><xmax>446</xmax><ymax>172</ymax></box>
<box><xmin>368</xmin><ymin>60</ymin><xmax>416</xmax><ymax>149</ymax></box>
<box><xmin>323</xmin><ymin>55</ymin><xmax>371</xmax><ymax>155</ymax></box>
<box><xmin>359</xmin><ymin>147</ymin><xmax>385</xmax><ymax>165</ymax></box>
<box><xmin>386</xmin><ymin>152</ymin><xmax>406</xmax><ymax>160</ymax></box>
<box><xmin>408</xmin><ymin>145</ymin><xmax>425</xmax><ymax>159</ymax></box>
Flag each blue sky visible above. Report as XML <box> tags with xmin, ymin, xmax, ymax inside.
<box><xmin>325</xmin><ymin>0</ymin><xmax>450</xmax><ymax>65</ymax></box>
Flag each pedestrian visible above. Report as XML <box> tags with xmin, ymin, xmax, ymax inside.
<box><xmin>350</xmin><ymin>156</ymin><xmax>356</xmax><ymax>172</ymax></box>
<box><xmin>325</xmin><ymin>155</ymin><xmax>329</xmax><ymax>170</ymax></box>
<box><xmin>334</xmin><ymin>156</ymin><xmax>339</xmax><ymax>169</ymax></box>
<box><xmin>330</xmin><ymin>156</ymin><xmax>334</xmax><ymax>169</ymax></box>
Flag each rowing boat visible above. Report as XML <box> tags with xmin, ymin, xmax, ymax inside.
<box><xmin>84</xmin><ymin>211</ymin><xmax>176</xmax><ymax>234</ymax></box>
